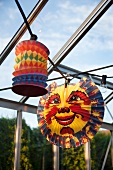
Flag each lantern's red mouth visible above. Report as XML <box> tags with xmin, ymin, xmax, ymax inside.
<box><xmin>55</xmin><ymin>115</ymin><xmax>75</xmax><ymax>126</ymax></box>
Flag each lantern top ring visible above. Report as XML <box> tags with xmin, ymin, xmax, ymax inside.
<box><xmin>30</xmin><ymin>34</ymin><xmax>38</xmax><ymax>41</ymax></box>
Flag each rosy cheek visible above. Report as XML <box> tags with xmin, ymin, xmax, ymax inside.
<box><xmin>69</xmin><ymin>105</ymin><xmax>90</xmax><ymax>121</ymax></box>
<box><xmin>69</xmin><ymin>105</ymin><xmax>81</xmax><ymax>112</ymax></box>
<box><xmin>46</xmin><ymin>106</ymin><xmax>58</xmax><ymax>124</ymax></box>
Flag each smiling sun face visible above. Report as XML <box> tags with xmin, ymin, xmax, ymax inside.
<box><xmin>38</xmin><ymin>79</ymin><xmax>104</xmax><ymax>148</ymax></box>
<box><xmin>41</xmin><ymin>84</ymin><xmax>91</xmax><ymax>136</ymax></box>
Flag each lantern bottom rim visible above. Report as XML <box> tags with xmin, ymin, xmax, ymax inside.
<box><xmin>12</xmin><ymin>84</ymin><xmax>48</xmax><ymax>97</ymax></box>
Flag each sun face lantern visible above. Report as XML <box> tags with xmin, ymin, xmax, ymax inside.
<box><xmin>12</xmin><ymin>40</ymin><xmax>50</xmax><ymax>97</ymax></box>
<box><xmin>37</xmin><ymin>78</ymin><xmax>104</xmax><ymax>148</ymax></box>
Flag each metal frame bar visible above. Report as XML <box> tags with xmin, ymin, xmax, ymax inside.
<box><xmin>101</xmin><ymin>135</ymin><xmax>112</xmax><ymax>170</ymax></box>
<box><xmin>53</xmin><ymin>145</ymin><xmax>59</xmax><ymax>170</ymax></box>
<box><xmin>14</xmin><ymin>110</ymin><xmax>22</xmax><ymax>170</ymax></box>
<box><xmin>84</xmin><ymin>141</ymin><xmax>91</xmax><ymax>170</ymax></box>
<box><xmin>104</xmin><ymin>92</ymin><xmax>113</xmax><ymax>104</ymax></box>
<box><xmin>105</xmin><ymin>103</ymin><xmax>113</xmax><ymax>120</ymax></box>
<box><xmin>101</xmin><ymin>122</ymin><xmax>113</xmax><ymax>131</ymax></box>
<box><xmin>0</xmin><ymin>98</ymin><xmax>37</xmax><ymax>114</ymax></box>
<box><xmin>111</xmin><ymin>131</ymin><xmax>113</xmax><ymax>168</ymax></box>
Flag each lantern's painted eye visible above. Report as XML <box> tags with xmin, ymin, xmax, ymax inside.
<box><xmin>48</xmin><ymin>94</ymin><xmax>60</xmax><ymax>104</ymax></box>
<box><xmin>51</xmin><ymin>98</ymin><xmax>60</xmax><ymax>104</ymax></box>
<box><xmin>67</xmin><ymin>91</ymin><xmax>86</xmax><ymax>103</ymax></box>
<box><xmin>69</xmin><ymin>95</ymin><xmax>80</xmax><ymax>101</ymax></box>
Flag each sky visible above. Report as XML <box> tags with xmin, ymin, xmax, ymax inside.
<box><xmin>0</xmin><ymin>0</ymin><xmax>113</xmax><ymax>128</ymax></box>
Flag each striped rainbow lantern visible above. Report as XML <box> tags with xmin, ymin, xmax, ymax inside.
<box><xmin>12</xmin><ymin>40</ymin><xmax>50</xmax><ymax>97</ymax></box>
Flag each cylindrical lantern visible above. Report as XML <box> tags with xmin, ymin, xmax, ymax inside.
<box><xmin>37</xmin><ymin>78</ymin><xmax>104</xmax><ymax>148</ymax></box>
<box><xmin>12</xmin><ymin>40</ymin><xmax>50</xmax><ymax>97</ymax></box>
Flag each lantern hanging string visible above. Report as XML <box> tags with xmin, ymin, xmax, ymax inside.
<box><xmin>0</xmin><ymin>87</ymin><xmax>12</xmax><ymax>91</ymax></box>
<box><xmin>48</xmin><ymin>58</ymin><xmax>68</xmax><ymax>80</ymax></box>
<box><xmin>15</xmin><ymin>0</ymin><xmax>68</xmax><ymax>81</ymax></box>
<box><xmin>15</xmin><ymin>0</ymin><xmax>37</xmax><ymax>40</ymax></box>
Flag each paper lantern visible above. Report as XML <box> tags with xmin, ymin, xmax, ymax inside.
<box><xmin>37</xmin><ymin>78</ymin><xmax>104</xmax><ymax>148</ymax></box>
<box><xmin>12</xmin><ymin>40</ymin><xmax>50</xmax><ymax>97</ymax></box>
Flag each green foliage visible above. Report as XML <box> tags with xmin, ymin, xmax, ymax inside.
<box><xmin>91</xmin><ymin>131</ymin><xmax>111</xmax><ymax>170</ymax></box>
<box><xmin>29</xmin><ymin>127</ymin><xmax>53</xmax><ymax>170</ymax></box>
<box><xmin>62</xmin><ymin>146</ymin><xmax>86</xmax><ymax>170</ymax></box>
<box><xmin>0</xmin><ymin>117</ymin><xmax>53</xmax><ymax>170</ymax></box>
<box><xmin>0</xmin><ymin>117</ymin><xmax>15</xmax><ymax>170</ymax></box>
<box><xmin>20</xmin><ymin>119</ymin><xmax>33</xmax><ymax>170</ymax></box>
<box><xmin>61</xmin><ymin>131</ymin><xmax>112</xmax><ymax>170</ymax></box>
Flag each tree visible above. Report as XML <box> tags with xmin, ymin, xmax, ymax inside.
<box><xmin>0</xmin><ymin>117</ymin><xmax>53</xmax><ymax>170</ymax></box>
<box><xmin>29</xmin><ymin>127</ymin><xmax>53</xmax><ymax>170</ymax></box>
<box><xmin>61</xmin><ymin>130</ymin><xmax>112</xmax><ymax>170</ymax></box>
<box><xmin>62</xmin><ymin>146</ymin><xmax>86</xmax><ymax>170</ymax></box>
<box><xmin>20</xmin><ymin>119</ymin><xmax>33</xmax><ymax>170</ymax></box>
<box><xmin>91</xmin><ymin>130</ymin><xmax>111</xmax><ymax>170</ymax></box>
<box><xmin>0</xmin><ymin>117</ymin><xmax>15</xmax><ymax>170</ymax></box>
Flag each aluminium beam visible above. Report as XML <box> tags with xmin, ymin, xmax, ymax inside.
<box><xmin>101</xmin><ymin>136</ymin><xmax>112</xmax><ymax>170</ymax></box>
<box><xmin>0</xmin><ymin>98</ymin><xmax>37</xmax><ymax>114</ymax></box>
<box><xmin>48</xmin><ymin>0</ymin><xmax>113</xmax><ymax>74</ymax></box>
<box><xmin>111</xmin><ymin>131</ymin><xmax>113</xmax><ymax>168</ymax></box>
<box><xmin>53</xmin><ymin>145</ymin><xmax>59</xmax><ymax>170</ymax></box>
<box><xmin>101</xmin><ymin>122</ymin><xmax>113</xmax><ymax>131</ymax></box>
<box><xmin>104</xmin><ymin>91</ymin><xmax>113</xmax><ymax>104</ymax></box>
<box><xmin>14</xmin><ymin>110</ymin><xmax>22</xmax><ymax>170</ymax></box>
<box><xmin>0</xmin><ymin>97</ymin><xmax>113</xmax><ymax>130</ymax></box>
<box><xmin>57</xmin><ymin>64</ymin><xmax>113</xmax><ymax>90</ymax></box>
<box><xmin>0</xmin><ymin>0</ymin><xmax>49</xmax><ymax>64</ymax></box>
<box><xmin>84</xmin><ymin>141</ymin><xmax>91</xmax><ymax>170</ymax></box>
